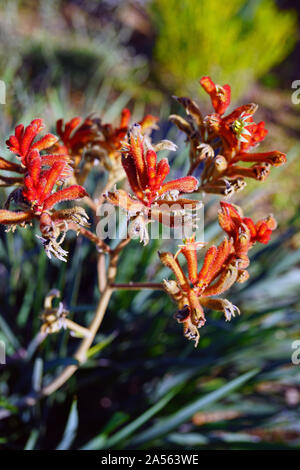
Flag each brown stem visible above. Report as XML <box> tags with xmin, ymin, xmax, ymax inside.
<box><xmin>65</xmin><ymin>319</ymin><xmax>92</xmax><ymax>338</ymax></box>
<box><xmin>97</xmin><ymin>253</ymin><xmax>107</xmax><ymax>293</ymax></box>
<box><xmin>68</xmin><ymin>223</ymin><xmax>110</xmax><ymax>253</ymax></box>
<box><xmin>40</xmin><ymin>237</ymin><xmax>130</xmax><ymax>396</ymax></box>
<box><xmin>42</xmin><ymin>286</ymin><xmax>113</xmax><ymax>396</ymax></box>
<box><xmin>111</xmin><ymin>282</ymin><xmax>164</xmax><ymax>291</ymax></box>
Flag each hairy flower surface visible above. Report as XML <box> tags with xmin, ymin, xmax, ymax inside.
<box><xmin>160</xmin><ymin>201</ymin><xmax>276</xmax><ymax>346</ymax></box>
<box><xmin>170</xmin><ymin>76</ymin><xmax>286</xmax><ymax>197</ymax></box>
<box><xmin>54</xmin><ymin>109</ymin><xmax>159</xmax><ymax>184</ymax></box>
<box><xmin>1</xmin><ymin>119</ymin><xmax>71</xmax><ymax>189</ymax></box>
<box><xmin>1</xmin><ymin>120</ymin><xmax>89</xmax><ymax>261</ymax></box>
<box><xmin>120</xmin><ymin>125</ymin><xmax>198</xmax><ymax>206</ymax></box>
<box><xmin>106</xmin><ymin>125</ymin><xmax>200</xmax><ymax>244</ymax></box>
<box><xmin>6</xmin><ymin>118</ymin><xmax>69</xmax><ymax>169</ymax></box>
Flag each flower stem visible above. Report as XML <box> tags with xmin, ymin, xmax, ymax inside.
<box><xmin>40</xmin><ymin>238</ymin><xmax>129</xmax><ymax>396</ymax></box>
<box><xmin>111</xmin><ymin>282</ymin><xmax>164</xmax><ymax>291</ymax></box>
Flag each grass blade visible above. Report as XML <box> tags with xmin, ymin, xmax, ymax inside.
<box><xmin>130</xmin><ymin>369</ymin><xmax>259</xmax><ymax>447</ymax></box>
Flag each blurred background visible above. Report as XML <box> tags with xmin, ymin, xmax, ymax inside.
<box><xmin>0</xmin><ymin>0</ymin><xmax>300</xmax><ymax>450</ymax></box>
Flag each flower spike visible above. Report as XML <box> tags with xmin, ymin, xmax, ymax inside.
<box><xmin>160</xmin><ymin>201</ymin><xmax>276</xmax><ymax>346</ymax></box>
<box><xmin>6</xmin><ymin>119</ymin><xmax>59</xmax><ymax>166</ymax></box>
<box><xmin>1</xmin><ymin>119</ymin><xmax>89</xmax><ymax>261</ymax></box>
<box><xmin>200</xmin><ymin>77</ymin><xmax>231</xmax><ymax>116</ymax></box>
<box><xmin>170</xmin><ymin>76</ymin><xmax>286</xmax><ymax>196</ymax></box>
<box><xmin>121</xmin><ymin>125</ymin><xmax>198</xmax><ymax>207</ymax></box>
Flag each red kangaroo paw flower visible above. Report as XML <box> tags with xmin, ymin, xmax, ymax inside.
<box><xmin>0</xmin><ymin>209</ymin><xmax>34</xmax><ymax>224</ymax></box>
<box><xmin>218</xmin><ymin>201</ymin><xmax>243</xmax><ymax>237</ymax></box>
<box><xmin>40</xmin><ymin>154</ymin><xmax>73</xmax><ymax>179</ymax></box>
<box><xmin>187</xmin><ymin>288</ymin><xmax>206</xmax><ymax>327</ymax></box>
<box><xmin>56</xmin><ymin>117</ymin><xmax>83</xmax><ymax>152</ymax></box>
<box><xmin>208</xmin><ymin>237</ymin><xmax>234</xmax><ymax>282</ymax></box>
<box><xmin>31</xmin><ymin>134</ymin><xmax>58</xmax><ymax>153</ymax></box>
<box><xmin>121</xmin><ymin>127</ymin><xmax>197</xmax><ymax>207</ymax></box>
<box><xmin>200</xmin><ymin>76</ymin><xmax>231</xmax><ymax>115</ymax></box>
<box><xmin>158</xmin><ymin>176</ymin><xmax>198</xmax><ymax>196</ymax></box>
<box><xmin>219</xmin><ymin>201</ymin><xmax>276</xmax><ymax>250</ymax></box>
<box><xmin>38</xmin><ymin>162</ymin><xmax>66</xmax><ymax>203</ymax></box>
<box><xmin>255</xmin><ymin>216</ymin><xmax>277</xmax><ymax>244</ymax></box>
<box><xmin>27</xmin><ymin>150</ymin><xmax>42</xmax><ymax>187</ymax></box>
<box><xmin>226</xmin><ymin>163</ymin><xmax>271</xmax><ymax>181</ymax></box>
<box><xmin>7</xmin><ymin>119</ymin><xmax>58</xmax><ymax>166</ymax></box>
<box><xmin>120</xmin><ymin>108</ymin><xmax>131</xmax><ymax>128</ymax></box>
<box><xmin>197</xmin><ymin>246</ymin><xmax>218</xmax><ymax>292</ymax></box>
<box><xmin>139</xmin><ymin>114</ymin><xmax>159</xmax><ymax>134</ymax></box>
<box><xmin>196</xmin><ymin>239</ymin><xmax>234</xmax><ymax>295</ymax></box>
<box><xmin>255</xmin><ymin>223</ymin><xmax>273</xmax><ymax>244</ymax></box>
<box><xmin>223</xmin><ymin>103</ymin><xmax>258</xmax><ymax>125</ymax></box>
<box><xmin>171</xmin><ymin>77</ymin><xmax>286</xmax><ymax>194</ymax></box>
<box><xmin>43</xmin><ymin>185</ymin><xmax>88</xmax><ymax>210</ymax></box>
<box><xmin>159</xmin><ymin>251</ymin><xmax>190</xmax><ymax>293</ymax></box>
<box><xmin>145</xmin><ymin>149</ymin><xmax>158</xmax><ymax>190</ymax></box>
<box><xmin>233</xmin><ymin>151</ymin><xmax>286</xmax><ymax>166</ymax></box>
<box><xmin>55</xmin><ymin>109</ymin><xmax>159</xmax><ymax>167</ymax></box>
<box><xmin>202</xmin><ymin>262</ymin><xmax>238</xmax><ymax>297</ymax></box>
<box><xmin>128</xmin><ymin>128</ymin><xmax>148</xmax><ymax>188</ymax></box>
<box><xmin>0</xmin><ymin>156</ymin><xmax>25</xmax><ymax>173</ymax></box>
<box><xmin>154</xmin><ymin>158</ymin><xmax>170</xmax><ymax>189</ymax></box>
<box><xmin>243</xmin><ymin>217</ymin><xmax>258</xmax><ymax>240</ymax></box>
<box><xmin>177</xmin><ymin>235</ymin><xmax>205</xmax><ymax>285</ymax></box>
<box><xmin>121</xmin><ymin>154</ymin><xmax>144</xmax><ymax>201</ymax></box>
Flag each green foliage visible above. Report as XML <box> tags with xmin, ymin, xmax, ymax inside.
<box><xmin>0</xmin><ymin>0</ymin><xmax>299</xmax><ymax>451</ymax></box>
<box><xmin>0</xmin><ymin>0</ymin><xmax>159</xmax><ymax>107</ymax></box>
<box><xmin>150</xmin><ymin>0</ymin><xmax>297</xmax><ymax>97</ymax></box>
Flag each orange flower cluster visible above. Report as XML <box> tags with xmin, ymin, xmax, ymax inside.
<box><xmin>170</xmin><ymin>76</ymin><xmax>286</xmax><ymax>197</ymax></box>
<box><xmin>106</xmin><ymin>125</ymin><xmax>200</xmax><ymax>244</ymax></box>
<box><xmin>160</xmin><ymin>202</ymin><xmax>277</xmax><ymax>346</ymax></box>
<box><xmin>0</xmin><ymin>119</ymin><xmax>88</xmax><ymax>261</ymax></box>
<box><xmin>0</xmin><ymin>77</ymin><xmax>287</xmax><ymax>347</ymax></box>
<box><xmin>52</xmin><ymin>109</ymin><xmax>159</xmax><ymax>184</ymax></box>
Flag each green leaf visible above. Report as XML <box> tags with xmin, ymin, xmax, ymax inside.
<box><xmin>167</xmin><ymin>432</ymin><xmax>208</xmax><ymax>446</ymax></box>
<box><xmin>81</xmin><ymin>412</ymin><xmax>129</xmax><ymax>450</ymax></box>
<box><xmin>86</xmin><ymin>332</ymin><xmax>117</xmax><ymax>359</ymax></box>
<box><xmin>103</xmin><ymin>387</ymin><xmax>179</xmax><ymax>449</ymax></box>
<box><xmin>24</xmin><ymin>429</ymin><xmax>39</xmax><ymax>450</ymax></box>
<box><xmin>56</xmin><ymin>400</ymin><xmax>79</xmax><ymax>450</ymax></box>
<box><xmin>130</xmin><ymin>369</ymin><xmax>259</xmax><ymax>446</ymax></box>
<box><xmin>81</xmin><ymin>387</ymin><xmax>180</xmax><ymax>450</ymax></box>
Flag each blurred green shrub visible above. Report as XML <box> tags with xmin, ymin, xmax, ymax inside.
<box><xmin>0</xmin><ymin>0</ymin><xmax>158</xmax><ymax>107</ymax></box>
<box><xmin>150</xmin><ymin>0</ymin><xmax>297</xmax><ymax>98</ymax></box>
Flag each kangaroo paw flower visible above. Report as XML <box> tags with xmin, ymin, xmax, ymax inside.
<box><xmin>170</xmin><ymin>76</ymin><xmax>286</xmax><ymax>195</ymax></box>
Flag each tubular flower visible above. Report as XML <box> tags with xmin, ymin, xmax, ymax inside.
<box><xmin>6</xmin><ymin>118</ymin><xmax>70</xmax><ymax>170</ymax></box>
<box><xmin>169</xmin><ymin>77</ymin><xmax>286</xmax><ymax>197</ymax></box>
<box><xmin>160</xmin><ymin>237</ymin><xmax>238</xmax><ymax>347</ymax></box>
<box><xmin>1</xmin><ymin>122</ymin><xmax>89</xmax><ymax>261</ymax></box>
<box><xmin>200</xmin><ymin>76</ymin><xmax>231</xmax><ymax>116</ymax></box>
<box><xmin>106</xmin><ymin>125</ymin><xmax>200</xmax><ymax>245</ymax></box>
<box><xmin>160</xmin><ymin>201</ymin><xmax>276</xmax><ymax>346</ymax></box>
<box><xmin>218</xmin><ymin>201</ymin><xmax>277</xmax><ymax>276</ymax></box>
<box><xmin>1</xmin><ymin>119</ymin><xmax>72</xmax><ymax>189</ymax></box>
<box><xmin>120</xmin><ymin>124</ymin><xmax>198</xmax><ymax>206</ymax></box>
<box><xmin>53</xmin><ymin>109</ymin><xmax>159</xmax><ymax>185</ymax></box>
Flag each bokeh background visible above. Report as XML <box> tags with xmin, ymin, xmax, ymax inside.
<box><xmin>0</xmin><ymin>0</ymin><xmax>300</xmax><ymax>450</ymax></box>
